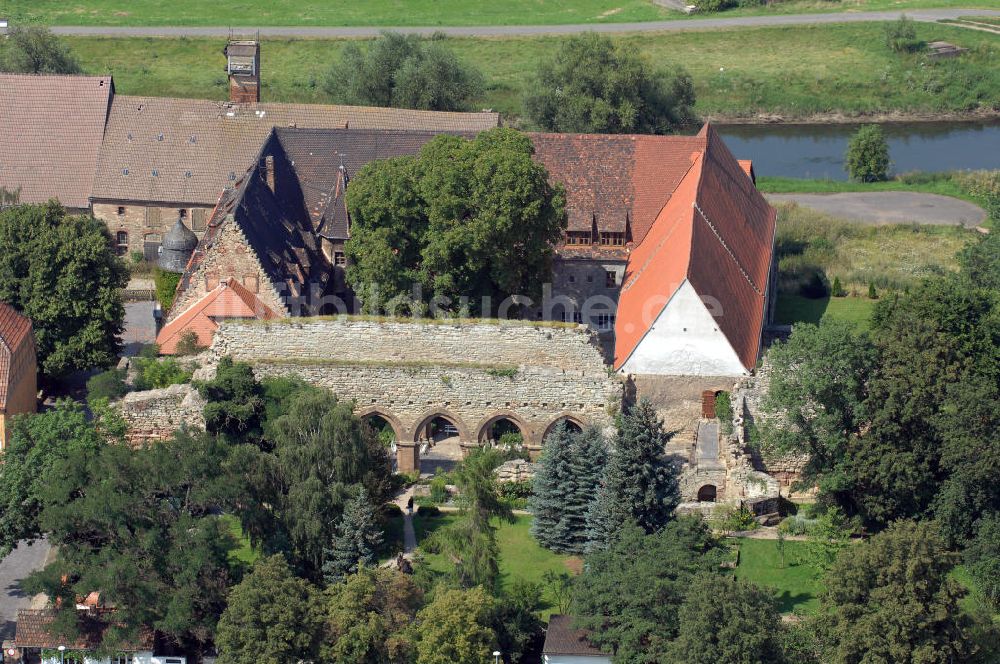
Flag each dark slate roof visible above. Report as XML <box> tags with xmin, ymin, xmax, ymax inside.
<box><xmin>0</xmin><ymin>74</ymin><xmax>113</xmax><ymax>209</ymax></box>
<box><xmin>14</xmin><ymin>609</ymin><xmax>154</xmax><ymax>651</ymax></box>
<box><xmin>92</xmin><ymin>95</ymin><xmax>499</xmax><ymax>206</ymax></box>
<box><xmin>542</xmin><ymin>615</ymin><xmax>610</xmax><ymax>657</ymax></box>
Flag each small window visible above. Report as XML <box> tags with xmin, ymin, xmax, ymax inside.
<box><xmin>568</xmin><ymin>274</ymin><xmax>576</xmax><ymax>284</ymax></box>
<box><xmin>191</xmin><ymin>208</ymin><xmax>208</xmax><ymax>232</ymax></box>
<box><xmin>116</xmin><ymin>231</ymin><xmax>129</xmax><ymax>256</ymax></box>
<box><xmin>565</xmin><ymin>231</ymin><xmax>592</xmax><ymax>246</ymax></box>
<box><xmin>114</xmin><ymin>656</ymin><xmax>134</xmax><ymax>664</ymax></box>
<box><xmin>334</xmin><ymin>251</ymin><xmax>346</xmax><ymax>267</ymax></box>
<box><xmin>605</xmin><ymin>270</ymin><xmax>617</xmax><ymax>288</ymax></box>
<box><xmin>600</xmin><ymin>232</ymin><xmax>625</xmax><ymax>247</ymax></box>
<box><xmin>586</xmin><ymin>274</ymin><xmax>593</xmax><ymax>283</ymax></box>
<box><xmin>179</xmin><ymin>209</ymin><xmax>188</xmax><ymax>220</ymax></box>
<box><xmin>117</xmin><ymin>206</ymin><xmax>126</xmax><ymax>216</ymax></box>
<box><xmin>596</xmin><ymin>314</ymin><xmax>617</xmax><ymax>331</ymax></box>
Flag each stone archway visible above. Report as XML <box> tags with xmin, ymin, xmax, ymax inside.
<box><xmin>697</xmin><ymin>484</ymin><xmax>718</xmax><ymax>503</ymax></box>
<box><xmin>541</xmin><ymin>414</ymin><xmax>586</xmax><ymax>442</ymax></box>
<box><xmin>412</xmin><ymin>410</ymin><xmax>471</xmax><ymax>473</ymax></box>
<box><xmin>475</xmin><ymin>412</ymin><xmax>531</xmax><ymax>446</ymax></box>
<box><xmin>357</xmin><ymin>408</ymin><xmax>402</xmax><ymax>445</ymax></box>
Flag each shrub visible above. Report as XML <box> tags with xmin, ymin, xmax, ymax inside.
<box><xmin>429</xmin><ymin>475</ymin><xmax>450</xmax><ymax>504</ymax></box>
<box><xmin>712</xmin><ymin>504</ymin><xmax>759</xmax><ymax>532</ymax></box>
<box><xmin>497</xmin><ymin>480</ymin><xmax>533</xmax><ymax>501</ymax></box>
<box><xmin>884</xmin><ymin>15</ymin><xmax>923</xmax><ymax>53</ymax></box>
<box><xmin>964</xmin><ymin>514</ymin><xmax>1000</xmax><ymax>609</ymax></box>
<box><xmin>174</xmin><ymin>330</ymin><xmax>205</xmax><ymax>356</ymax></box>
<box><xmin>778</xmin><ymin>514</ymin><xmax>813</xmax><ymax>536</ymax></box>
<box><xmin>715</xmin><ymin>391</ymin><xmax>734</xmax><ymax>436</ymax></box>
<box><xmin>695</xmin><ymin>0</ymin><xmax>737</xmax><ymax>11</ymax></box>
<box><xmin>153</xmin><ymin>267</ymin><xmax>182</xmax><ymax>311</ymax></box>
<box><xmin>382</xmin><ymin>503</ymin><xmax>403</xmax><ymax>518</ymax></box>
<box><xmin>498</xmin><ymin>431</ymin><xmax>523</xmax><ymax>448</ymax></box>
<box><xmin>845</xmin><ymin>124</ymin><xmax>890</xmax><ymax>182</ymax></box>
<box><xmin>86</xmin><ymin>368</ymin><xmax>127</xmax><ymax>404</ymax></box>
<box><xmin>831</xmin><ymin>276</ymin><xmax>847</xmax><ymax>297</ymax></box>
<box><xmin>868</xmin><ymin>282</ymin><xmax>879</xmax><ymax>299</ymax></box>
<box><xmin>416</xmin><ymin>504</ymin><xmax>441</xmax><ymax>517</ymax></box>
<box><xmin>133</xmin><ymin>357</ymin><xmax>192</xmax><ymax>390</ymax></box>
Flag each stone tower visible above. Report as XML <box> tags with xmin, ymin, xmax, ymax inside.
<box><xmin>158</xmin><ymin>216</ymin><xmax>198</xmax><ymax>274</ymax></box>
<box><xmin>224</xmin><ymin>34</ymin><xmax>260</xmax><ymax>103</ymax></box>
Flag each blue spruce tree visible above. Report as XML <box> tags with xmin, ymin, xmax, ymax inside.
<box><xmin>530</xmin><ymin>422</ymin><xmax>577</xmax><ymax>552</ymax></box>
<box><xmin>563</xmin><ymin>426</ymin><xmax>608</xmax><ymax>554</ymax></box>
<box><xmin>586</xmin><ymin>399</ymin><xmax>679</xmax><ymax>550</ymax></box>
<box><xmin>322</xmin><ymin>485</ymin><xmax>383</xmax><ymax>584</ymax></box>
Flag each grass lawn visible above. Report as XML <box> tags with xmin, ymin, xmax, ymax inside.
<box><xmin>952</xmin><ymin>565</ymin><xmax>1000</xmax><ymax>624</ymax></box>
<box><xmin>414</xmin><ymin>512</ymin><xmax>575</xmax><ymax>617</ymax></box>
<box><xmin>775</xmin><ymin>294</ymin><xmax>877</xmax><ymax>329</ymax></box>
<box><xmin>221</xmin><ymin>514</ymin><xmax>259</xmax><ymax>567</ymax></box>
<box><xmin>732</xmin><ymin>538</ymin><xmax>823</xmax><ymax>615</ymax></box>
<box><xmin>757</xmin><ymin>175</ymin><xmax>978</xmax><ymax>205</ymax></box>
<box><xmin>6</xmin><ymin>0</ymin><xmax>998</xmax><ymax>27</ymax></box>
<box><xmin>55</xmin><ymin>22</ymin><xmax>1000</xmax><ymax>121</ymax></box>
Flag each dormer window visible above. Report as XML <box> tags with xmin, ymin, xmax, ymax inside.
<box><xmin>565</xmin><ymin>231</ymin><xmax>592</xmax><ymax>246</ymax></box>
<box><xmin>600</xmin><ymin>232</ymin><xmax>625</xmax><ymax>247</ymax></box>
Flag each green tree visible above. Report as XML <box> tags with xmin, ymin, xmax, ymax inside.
<box><xmin>322</xmin><ymin>486</ymin><xmax>384</xmax><ymax>584</ymax></box>
<box><xmin>85</xmin><ymin>368</ymin><xmax>127</xmax><ymax>405</ymax></box>
<box><xmin>761</xmin><ymin>320</ymin><xmax>877</xmax><ymax>503</ymax></box>
<box><xmin>814</xmin><ymin>520</ymin><xmax>972</xmax><ymax>664</ymax></box>
<box><xmin>268</xmin><ymin>387</ymin><xmax>393</xmax><ymax>580</ymax></box>
<box><xmin>0</xmin><ymin>401</ymin><xmax>109</xmax><ymax>556</ymax></box>
<box><xmin>964</xmin><ymin>514</ymin><xmax>1000</xmax><ymax>610</ymax></box>
<box><xmin>586</xmin><ymin>400</ymin><xmax>679</xmax><ymax>550</ymax></box>
<box><xmin>884</xmin><ymin>15</ymin><xmax>922</xmax><ymax>53</ymax></box>
<box><xmin>573</xmin><ymin>519</ymin><xmax>724</xmax><ymax>661</ymax></box>
<box><xmin>345</xmin><ymin>128</ymin><xmax>566</xmax><ymax>315</ymax></box>
<box><xmin>428</xmin><ymin>448</ymin><xmax>513</xmax><ymax>591</ymax></box>
<box><xmin>524</xmin><ymin>32</ymin><xmax>696</xmax><ymax>134</ymax></box>
<box><xmin>492</xmin><ymin>579</ymin><xmax>545</xmax><ymax>664</ymax></box>
<box><xmin>408</xmin><ymin>587</ymin><xmax>496</xmax><ymax>664</ymax></box>
<box><xmin>321</xmin><ymin>566</ymin><xmax>423</xmax><ymax>664</ymax></box>
<box><xmin>0</xmin><ymin>26</ymin><xmax>81</xmax><ymax>74</ymax></box>
<box><xmin>26</xmin><ymin>428</ymin><xmax>236</xmax><ymax>651</ymax></box>
<box><xmin>665</xmin><ymin>574</ymin><xmax>785</xmax><ymax>664</ymax></box>
<box><xmin>325</xmin><ymin>32</ymin><xmax>484</xmax><ymax>111</ymax></box>
<box><xmin>958</xmin><ymin>230</ymin><xmax>1000</xmax><ymax>291</ymax></box>
<box><xmin>216</xmin><ymin>555</ymin><xmax>324</xmax><ymax>664</ymax></box>
<box><xmin>0</xmin><ymin>202</ymin><xmax>128</xmax><ymax>377</ymax></box>
<box><xmin>844</xmin><ymin>124</ymin><xmax>890</xmax><ymax>182</ymax></box>
<box><xmin>197</xmin><ymin>356</ymin><xmax>267</xmax><ymax>445</ymax></box>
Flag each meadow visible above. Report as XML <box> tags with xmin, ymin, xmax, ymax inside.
<box><xmin>54</xmin><ymin>22</ymin><xmax>1000</xmax><ymax>121</ymax></box>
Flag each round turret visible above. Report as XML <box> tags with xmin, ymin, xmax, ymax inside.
<box><xmin>157</xmin><ymin>217</ymin><xmax>198</xmax><ymax>273</ymax></box>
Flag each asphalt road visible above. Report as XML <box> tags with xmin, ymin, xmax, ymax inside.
<box><xmin>0</xmin><ymin>538</ymin><xmax>52</xmax><ymax>641</ymax></box>
<box><xmin>767</xmin><ymin>192</ymin><xmax>988</xmax><ymax>228</ymax></box>
<box><xmin>47</xmin><ymin>8</ymin><xmax>1000</xmax><ymax>37</ymax></box>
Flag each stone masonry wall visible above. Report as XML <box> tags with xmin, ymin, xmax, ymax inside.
<box><xmin>119</xmin><ymin>383</ymin><xmax>206</xmax><ymax>447</ymax></box>
<box><xmin>94</xmin><ymin>202</ymin><xmax>212</xmax><ymax>256</ymax></box>
<box><xmin>207</xmin><ymin>318</ymin><xmax>621</xmax><ymax>450</ymax></box>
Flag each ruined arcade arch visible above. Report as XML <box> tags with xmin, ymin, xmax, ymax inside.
<box><xmin>357</xmin><ymin>407</ymin><xmax>403</xmax><ymax>445</ymax></box>
<box><xmin>541</xmin><ymin>414</ymin><xmax>586</xmax><ymax>442</ymax></box>
<box><xmin>476</xmin><ymin>412</ymin><xmax>531</xmax><ymax>446</ymax></box>
<box><xmin>697</xmin><ymin>484</ymin><xmax>718</xmax><ymax>503</ymax></box>
<box><xmin>412</xmin><ymin>409</ymin><xmax>471</xmax><ymax>443</ymax></box>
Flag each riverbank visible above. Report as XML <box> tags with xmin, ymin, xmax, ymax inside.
<box><xmin>58</xmin><ymin>22</ymin><xmax>998</xmax><ymax>123</ymax></box>
<box><xmin>706</xmin><ymin>108</ymin><xmax>1000</xmax><ymax>125</ymax></box>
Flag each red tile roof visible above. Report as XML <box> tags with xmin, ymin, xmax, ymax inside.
<box><xmin>0</xmin><ymin>301</ymin><xmax>34</xmax><ymax>408</ymax></box>
<box><xmin>529</xmin><ymin>132</ymin><xmax>706</xmax><ymax>246</ymax></box>
<box><xmin>0</xmin><ymin>74</ymin><xmax>113</xmax><ymax>209</ymax></box>
<box><xmin>156</xmin><ymin>278</ymin><xmax>279</xmax><ymax>354</ymax></box>
<box><xmin>14</xmin><ymin>609</ymin><xmax>154</xmax><ymax>651</ymax></box>
<box><xmin>614</xmin><ymin>124</ymin><xmax>776</xmax><ymax>372</ymax></box>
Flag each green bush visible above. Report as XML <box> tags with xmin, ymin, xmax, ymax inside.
<box><xmin>831</xmin><ymin>276</ymin><xmax>847</xmax><ymax>297</ymax></box>
<box><xmin>153</xmin><ymin>267</ymin><xmax>182</xmax><ymax>311</ymax></box>
<box><xmin>965</xmin><ymin>514</ymin><xmax>1000</xmax><ymax>609</ymax></box>
<box><xmin>86</xmin><ymin>368</ymin><xmax>127</xmax><ymax>404</ymax></box>
<box><xmin>713</xmin><ymin>504</ymin><xmax>759</xmax><ymax>532</ymax></box>
<box><xmin>715</xmin><ymin>391</ymin><xmax>734</xmax><ymax>436</ymax></box>
<box><xmin>383</xmin><ymin>503</ymin><xmax>404</xmax><ymax>518</ymax></box>
<box><xmin>778</xmin><ymin>514</ymin><xmax>813</xmax><ymax>536</ymax></box>
<box><xmin>884</xmin><ymin>15</ymin><xmax>923</xmax><ymax>53</ymax></box>
<box><xmin>868</xmin><ymin>282</ymin><xmax>879</xmax><ymax>299</ymax></box>
<box><xmin>496</xmin><ymin>480</ymin><xmax>533</xmax><ymax>501</ymax></box>
<box><xmin>416</xmin><ymin>504</ymin><xmax>441</xmax><ymax>517</ymax></box>
<box><xmin>429</xmin><ymin>475</ymin><xmax>450</xmax><ymax>504</ymax></box>
<box><xmin>845</xmin><ymin>124</ymin><xmax>890</xmax><ymax>183</ymax></box>
<box><xmin>695</xmin><ymin>0</ymin><xmax>737</xmax><ymax>11</ymax></box>
<box><xmin>133</xmin><ymin>357</ymin><xmax>192</xmax><ymax>391</ymax></box>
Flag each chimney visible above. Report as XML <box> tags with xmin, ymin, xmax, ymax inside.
<box><xmin>265</xmin><ymin>155</ymin><xmax>275</xmax><ymax>193</ymax></box>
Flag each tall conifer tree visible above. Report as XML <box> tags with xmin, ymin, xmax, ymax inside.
<box><xmin>322</xmin><ymin>486</ymin><xmax>383</xmax><ymax>584</ymax></box>
<box><xmin>586</xmin><ymin>400</ymin><xmax>679</xmax><ymax>549</ymax></box>
<box><xmin>530</xmin><ymin>422</ymin><xmax>576</xmax><ymax>552</ymax></box>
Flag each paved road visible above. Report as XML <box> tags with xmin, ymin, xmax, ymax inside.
<box><xmin>0</xmin><ymin>539</ymin><xmax>52</xmax><ymax>641</ymax></box>
<box><xmin>47</xmin><ymin>9</ymin><xmax>1000</xmax><ymax>37</ymax></box>
<box><xmin>767</xmin><ymin>192</ymin><xmax>988</xmax><ymax>228</ymax></box>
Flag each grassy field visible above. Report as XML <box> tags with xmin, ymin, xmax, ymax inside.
<box><xmin>5</xmin><ymin>0</ymin><xmax>998</xmax><ymax>27</ymax></box>
<box><xmin>414</xmin><ymin>512</ymin><xmax>575</xmax><ymax>616</ymax></box>
<box><xmin>733</xmin><ymin>538</ymin><xmax>823</xmax><ymax>615</ymax></box>
<box><xmin>775</xmin><ymin>294</ymin><xmax>877</xmax><ymax>329</ymax></box>
<box><xmin>758</xmin><ymin>175</ymin><xmax>976</xmax><ymax>204</ymax></box>
<box><xmin>55</xmin><ymin>22</ymin><xmax>1000</xmax><ymax>121</ymax></box>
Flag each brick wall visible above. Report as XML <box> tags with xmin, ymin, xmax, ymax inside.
<box><xmin>207</xmin><ymin>317</ymin><xmax>621</xmax><ymax>450</ymax></box>
<box><xmin>0</xmin><ymin>340</ymin><xmax>37</xmax><ymax>450</ymax></box>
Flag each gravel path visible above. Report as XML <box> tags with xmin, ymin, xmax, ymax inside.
<box><xmin>47</xmin><ymin>9</ymin><xmax>1000</xmax><ymax>38</ymax></box>
<box><xmin>767</xmin><ymin>192</ymin><xmax>988</xmax><ymax>228</ymax></box>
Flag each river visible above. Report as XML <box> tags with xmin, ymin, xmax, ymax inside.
<box><xmin>716</xmin><ymin>121</ymin><xmax>1000</xmax><ymax>180</ymax></box>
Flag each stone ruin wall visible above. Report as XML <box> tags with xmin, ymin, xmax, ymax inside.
<box><xmin>118</xmin><ymin>383</ymin><xmax>206</xmax><ymax>447</ymax></box>
<box><xmin>206</xmin><ymin>317</ymin><xmax>623</xmax><ymax>451</ymax></box>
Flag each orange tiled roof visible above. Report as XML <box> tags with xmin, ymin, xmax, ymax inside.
<box><xmin>157</xmin><ymin>278</ymin><xmax>279</xmax><ymax>354</ymax></box>
<box><xmin>0</xmin><ymin>301</ymin><xmax>34</xmax><ymax>408</ymax></box>
<box><xmin>614</xmin><ymin>124</ymin><xmax>776</xmax><ymax>372</ymax></box>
